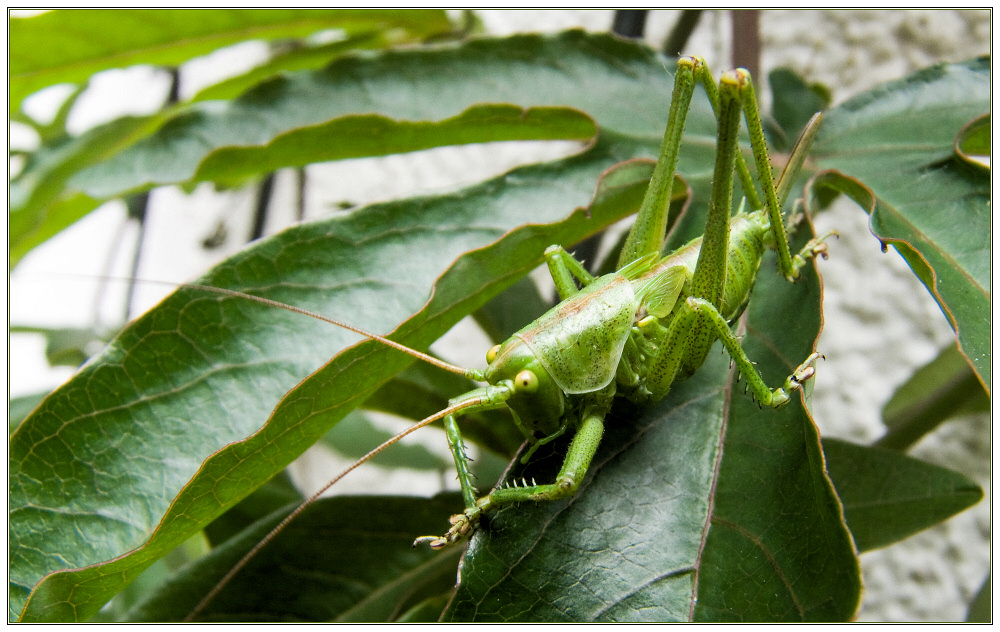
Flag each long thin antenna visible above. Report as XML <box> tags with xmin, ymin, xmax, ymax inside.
<box><xmin>82</xmin><ymin>274</ymin><xmax>480</xmax><ymax>379</ymax></box>
<box><xmin>188</xmin><ymin>283</ymin><xmax>477</xmax><ymax>378</ymax></box>
<box><xmin>184</xmin><ymin>397</ymin><xmax>485</xmax><ymax>622</ymax></box>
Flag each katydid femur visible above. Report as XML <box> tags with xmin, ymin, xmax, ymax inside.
<box><xmin>188</xmin><ymin>56</ymin><xmax>833</xmax><ymax>619</ymax></box>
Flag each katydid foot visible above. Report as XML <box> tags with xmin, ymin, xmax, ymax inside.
<box><xmin>788</xmin><ymin>230</ymin><xmax>839</xmax><ymax>279</ymax></box>
<box><xmin>413</xmin><ymin>501</ymin><xmax>490</xmax><ymax>549</ymax></box>
<box><xmin>767</xmin><ymin>352</ymin><xmax>824</xmax><ymax>407</ymax></box>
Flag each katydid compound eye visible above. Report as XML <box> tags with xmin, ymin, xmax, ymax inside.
<box><xmin>486</xmin><ymin>344</ymin><xmax>502</xmax><ymax>364</ymax></box>
<box><xmin>514</xmin><ymin>370</ymin><xmax>539</xmax><ymax>393</ymax></box>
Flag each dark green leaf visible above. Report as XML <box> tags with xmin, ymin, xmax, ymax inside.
<box><xmin>822</xmin><ymin>438</ymin><xmax>983</xmax><ymax>552</ymax></box>
<box><xmin>190</xmin><ymin>32</ymin><xmax>401</xmax><ymax>103</ymax></box>
<box><xmin>203</xmin><ymin>471</ymin><xmax>303</xmax><ymax>547</ymax></box>
<box><xmin>811</xmin><ymin>58</ymin><xmax>990</xmax><ymax>389</ymax></box>
<box><xmin>10</xmin><ymin>9</ymin><xmax>454</xmax><ymax>110</ymax></box>
<box><xmin>9</xmin><ymin>392</ymin><xmax>50</xmax><ymax>434</ymax></box>
<box><xmin>692</xmin><ymin>223</ymin><xmax>859</xmax><ymax>622</ymax></box>
<box><xmin>766</xmin><ymin>67</ymin><xmax>831</xmax><ymax>151</ymax></box>
<box><xmin>125</xmin><ymin>495</ymin><xmax>465</xmax><ymax>621</ymax></box>
<box><xmin>71</xmin><ymin>31</ymin><xmax>674</xmax><ymax>198</ymax></box>
<box><xmin>318</xmin><ymin>409</ymin><xmax>452</xmax><ymax>472</ymax></box>
<box><xmin>10</xmin><ymin>139</ymin><xmax>655</xmax><ymax>622</ymax></box>
<box><xmin>192</xmin><ymin>106</ymin><xmax>597</xmax><ymax>188</ymax></box>
<box><xmin>15</xmin><ymin>32</ymin><xmax>674</xmax><ymax>265</ymax></box>
<box><xmin>966</xmin><ymin>573</ymin><xmax>991</xmax><ymax>622</ymax></box>
<box><xmin>876</xmin><ymin>342</ymin><xmax>989</xmax><ymax>451</ymax></box>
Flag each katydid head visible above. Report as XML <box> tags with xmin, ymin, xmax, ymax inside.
<box><xmin>483</xmin><ymin>336</ymin><xmax>565</xmax><ymax>436</ymax></box>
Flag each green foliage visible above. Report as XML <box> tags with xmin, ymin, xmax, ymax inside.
<box><xmin>823</xmin><ymin>438</ymin><xmax>982</xmax><ymax>552</ymax></box>
<box><xmin>9</xmin><ymin>10</ymin><xmax>988</xmax><ymax>623</ymax></box>
<box><xmin>9</xmin><ymin>9</ymin><xmax>453</xmax><ymax>110</ymax></box>
<box><xmin>808</xmin><ymin>57</ymin><xmax>990</xmax><ymax>388</ymax></box>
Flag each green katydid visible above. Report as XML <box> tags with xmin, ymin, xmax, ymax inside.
<box><xmin>186</xmin><ymin>55</ymin><xmax>834</xmax><ymax>619</ymax></box>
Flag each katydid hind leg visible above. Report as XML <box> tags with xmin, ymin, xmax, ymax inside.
<box><xmin>686</xmin><ymin>297</ymin><xmax>821</xmax><ymax>407</ymax></box>
<box><xmin>617</xmin><ymin>56</ymin><xmax>700</xmax><ymax>269</ymax></box>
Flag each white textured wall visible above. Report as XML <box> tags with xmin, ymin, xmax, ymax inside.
<box><xmin>9</xmin><ymin>9</ymin><xmax>991</xmax><ymax>622</ymax></box>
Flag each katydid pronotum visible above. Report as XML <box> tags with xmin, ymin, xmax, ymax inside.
<box><xmin>186</xmin><ymin>55</ymin><xmax>834</xmax><ymax>619</ymax></box>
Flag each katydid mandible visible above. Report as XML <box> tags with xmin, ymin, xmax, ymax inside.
<box><xmin>189</xmin><ymin>56</ymin><xmax>833</xmax><ymax>619</ymax></box>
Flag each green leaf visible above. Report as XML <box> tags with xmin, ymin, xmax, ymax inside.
<box><xmin>9</xmin><ymin>10</ymin><xmax>456</xmax><ymax>267</ymax></box>
<box><xmin>822</xmin><ymin>438</ymin><xmax>983</xmax><ymax>552</ymax></box>
<box><xmin>966</xmin><ymin>573</ymin><xmax>991</xmax><ymax>622</ymax></box>
<box><xmin>124</xmin><ymin>495</ymin><xmax>466</xmax><ymax>621</ymax></box>
<box><xmin>810</xmin><ymin>57</ymin><xmax>991</xmax><ymax>390</ymax></box>
<box><xmin>876</xmin><ymin>342</ymin><xmax>989</xmax><ymax>451</ymax></box>
<box><xmin>10</xmin><ymin>114</ymin><xmax>166</xmax><ymax>268</ymax></box>
<box><xmin>9</xmin><ymin>391</ymin><xmax>50</xmax><ymax>435</ymax></box>
<box><xmin>202</xmin><ymin>471</ymin><xmax>303</xmax><ymax>547</ymax></box>
<box><xmin>9</xmin><ymin>9</ymin><xmax>455</xmax><ymax>110</ymax></box>
<box><xmin>189</xmin><ymin>32</ymin><xmax>401</xmax><ymax>103</ymax></box>
<box><xmin>443</xmin><ymin>218</ymin><xmax>859</xmax><ymax>622</ymax></box>
<box><xmin>192</xmin><ymin>106</ymin><xmax>598</xmax><ymax>188</ymax></box>
<box><xmin>955</xmin><ymin>113</ymin><xmax>990</xmax><ymax>167</ymax></box>
<box><xmin>71</xmin><ymin>31</ymin><xmax>673</xmax><ymax>198</ymax></box>
<box><xmin>766</xmin><ymin>67</ymin><xmax>831</xmax><ymax>152</ymax></box>
<box><xmin>10</xmin><ymin>138</ymin><xmax>656</xmax><ymax>622</ymax></box>
<box><xmin>9</xmin><ymin>325</ymin><xmax>111</xmax><ymax>368</ymax></box>
<box><xmin>15</xmin><ymin>32</ymin><xmax>673</xmax><ymax>266</ymax></box>
<box><xmin>692</xmin><ymin>222</ymin><xmax>859</xmax><ymax>622</ymax></box>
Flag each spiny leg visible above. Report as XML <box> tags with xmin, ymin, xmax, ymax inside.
<box><xmin>690</xmin><ymin>68</ymin><xmax>744</xmax><ymax>311</ymax></box>
<box><xmin>697</xmin><ymin>68</ymin><xmax>827</xmax><ymax>292</ymax></box>
<box><xmin>685</xmin><ymin>297</ymin><xmax>820</xmax><ymax>407</ymax></box>
<box><xmin>690</xmin><ymin>58</ymin><xmax>763</xmax><ymax>213</ymax></box>
<box><xmin>618</xmin><ymin>56</ymin><xmax>764</xmax><ymax>271</ymax></box>
<box><xmin>415</xmin><ymin>405</ymin><xmax>607</xmax><ymax>549</ymax></box>
<box><xmin>438</xmin><ymin>385</ymin><xmax>516</xmax><ymax>513</ymax></box>
<box><xmin>689</xmin><ymin>69</ymin><xmax>826</xmax><ymax>364</ymax></box>
<box><xmin>544</xmin><ymin>245</ymin><xmax>596</xmax><ymax>300</ymax></box>
<box><xmin>617</xmin><ymin>56</ymin><xmax>700</xmax><ymax>268</ymax></box>
<box><xmin>724</xmin><ymin>69</ymin><xmax>800</xmax><ymax>281</ymax></box>
<box><xmin>727</xmin><ymin>71</ymin><xmax>836</xmax><ymax>283</ymax></box>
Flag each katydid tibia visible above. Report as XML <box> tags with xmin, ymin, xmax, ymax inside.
<box><xmin>187</xmin><ymin>56</ymin><xmax>833</xmax><ymax>619</ymax></box>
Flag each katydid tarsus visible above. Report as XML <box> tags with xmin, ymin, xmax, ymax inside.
<box><xmin>186</xmin><ymin>56</ymin><xmax>834</xmax><ymax>620</ymax></box>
